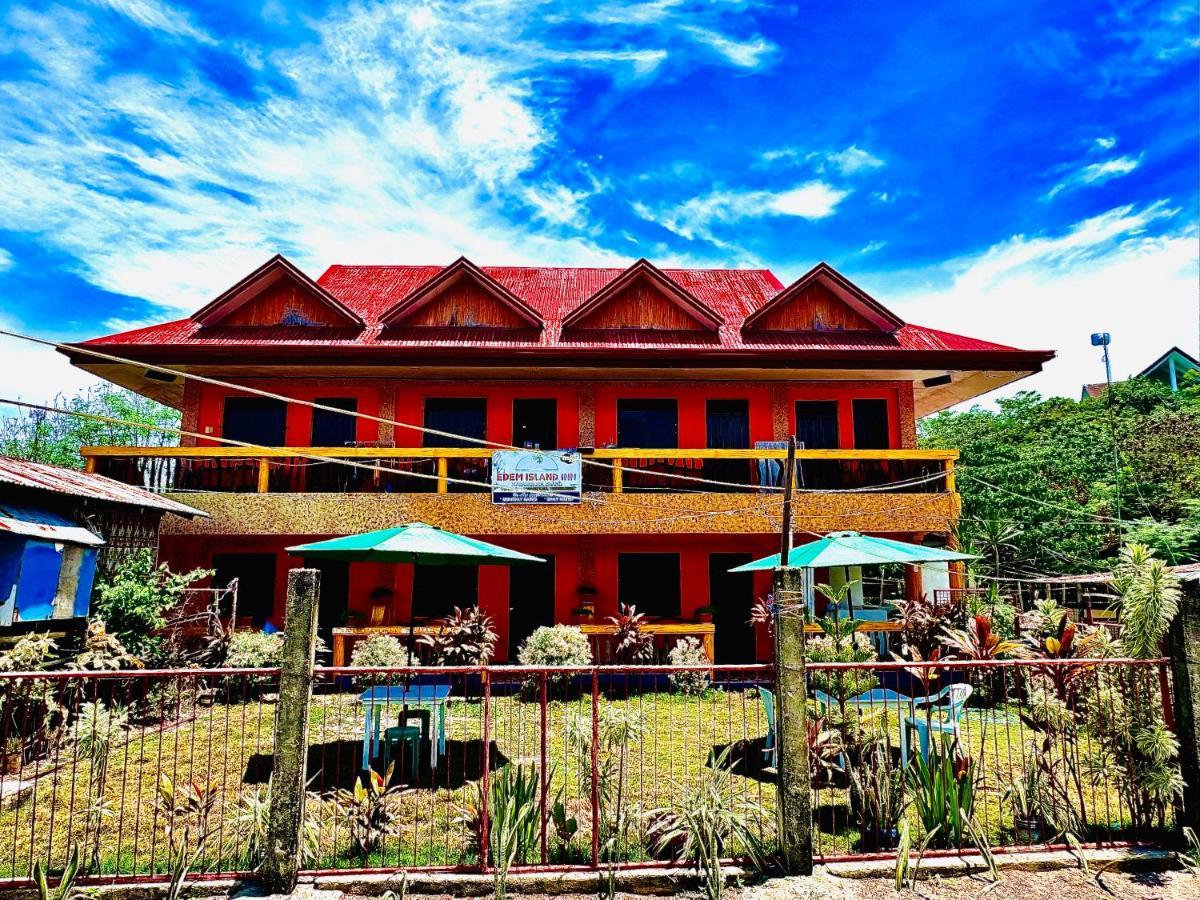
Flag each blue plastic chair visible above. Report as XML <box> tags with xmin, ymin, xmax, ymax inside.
<box><xmin>901</xmin><ymin>683</ymin><xmax>973</xmax><ymax>768</ymax></box>
<box><xmin>757</xmin><ymin>686</ymin><xmax>777</xmax><ymax>768</ymax></box>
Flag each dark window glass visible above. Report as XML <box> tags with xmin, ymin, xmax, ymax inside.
<box><xmin>852</xmin><ymin>399</ymin><xmax>891</xmax><ymax>449</ymax></box>
<box><xmin>617</xmin><ymin>553</ymin><xmax>681</xmax><ymax>619</ymax></box>
<box><xmin>212</xmin><ymin>552</ymin><xmax>277</xmax><ymax>627</ymax></box>
<box><xmin>223</xmin><ymin>397</ymin><xmax>287</xmax><ymax>446</ymax></box>
<box><xmin>616</xmin><ymin>399</ymin><xmax>678</xmax><ymax>448</ymax></box>
<box><xmin>424</xmin><ymin>398</ymin><xmax>487</xmax><ymax>448</ymax></box>
<box><xmin>311</xmin><ymin>398</ymin><xmax>357</xmax><ymax>447</ymax></box>
<box><xmin>794</xmin><ymin>401</ymin><xmax>840</xmax><ymax>449</ymax></box>
<box><xmin>411</xmin><ymin>564</ymin><xmax>478</xmax><ymax>620</ymax></box>
<box><xmin>705</xmin><ymin>399</ymin><xmax>751</xmax><ymax>489</ymax></box>
<box><xmin>513</xmin><ymin>399</ymin><xmax>558</xmax><ymax>450</ymax></box>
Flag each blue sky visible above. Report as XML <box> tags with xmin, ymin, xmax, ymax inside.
<box><xmin>0</xmin><ymin>0</ymin><xmax>1196</xmax><ymax>404</ymax></box>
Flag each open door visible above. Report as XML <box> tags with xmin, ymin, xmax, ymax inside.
<box><xmin>508</xmin><ymin>555</ymin><xmax>556</xmax><ymax>661</ymax></box>
<box><xmin>709</xmin><ymin>553</ymin><xmax>756</xmax><ymax>664</ymax></box>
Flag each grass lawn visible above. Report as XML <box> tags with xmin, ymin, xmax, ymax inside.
<box><xmin>0</xmin><ymin>681</ymin><xmax>1166</xmax><ymax>880</ymax></box>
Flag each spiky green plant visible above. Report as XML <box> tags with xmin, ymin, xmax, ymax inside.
<box><xmin>72</xmin><ymin>700</ymin><xmax>127</xmax><ymax>872</ymax></box>
<box><xmin>646</xmin><ymin>749</ymin><xmax>765</xmax><ymax>900</ymax></box>
<box><xmin>1112</xmin><ymin>543</ymin><xmax>1181</xmax><ymax>659</ymax></box>
<box><xmin>33</xmin><ymin>845</ymin><xmax>81</xmax><ymax>900</ymax></box>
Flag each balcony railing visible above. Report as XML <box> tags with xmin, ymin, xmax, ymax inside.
<box><xmin>82</xmin><ymin>446</ymin><xmax>958</xmax><ymax>495</ymax></box>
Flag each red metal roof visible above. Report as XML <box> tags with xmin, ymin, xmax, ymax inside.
<box><xmin>0</xmin><ymin>457</ymin><xmax>206</xmax><ymax>518</ymax></box>
<box><xmin>76</xmin><ymin>261</ymin><xmax>1050</xmax><ymax>364</ymax></box>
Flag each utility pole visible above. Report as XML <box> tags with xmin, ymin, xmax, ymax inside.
<box><xmin>772</xmin><ymin>434</ymin><xmax>812</xmax><ymax>873</ymax></box>
<box><xmin>1091</xmin><ymin>332</ymin><xmax>1122</xmax><ymax>526</ymax></box>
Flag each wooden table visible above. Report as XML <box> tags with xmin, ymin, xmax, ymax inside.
<box><xmin>579</xmin><ymin>620</ymin><xmax>716</xmax><ymax>662</ymax></box>
<box><xmin>331</xmin><ymin>625</ymin><xmax>443</xmax><ymax>667</ymax></box>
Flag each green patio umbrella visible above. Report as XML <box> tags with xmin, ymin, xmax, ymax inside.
<box><xmin>728</xmin><ymin>530</ymin><xmax>977</xmax><ymax>572</ymax></box>
<box><xmin>287</xmin><ymin>521</ymin><xmax>545</xmax><ymax>565</ymax></box>
<box><xmin>287</xmin><ymin>522</ymin><xmax>544</xmax><ymax>664</ymax></box>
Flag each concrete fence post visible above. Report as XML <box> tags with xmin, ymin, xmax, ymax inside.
<box><xmin>1170</xmin><ymin>585</ymin><xmax>1200</xmax><ymax>833</ymax></box>
<box><xmin>262</xmin><ymin>568</ymin><xmax>320</xmax><ymax>893</ymax></box>
<box><xmin>773</xmin><ymin>566</ymin><xmax>813</xmax><ymax>874</ymax></box>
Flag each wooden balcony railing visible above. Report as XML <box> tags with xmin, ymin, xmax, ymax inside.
<box><xmin>81</xmin><ymin>446</ymin><xmax>958</xmax><ymax>496</ymax></box>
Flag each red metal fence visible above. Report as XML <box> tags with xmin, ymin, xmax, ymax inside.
<box><xmin>0</xmin><ymin>657</ymin><xmax>1177</xmax><ymax>884</ymax></box>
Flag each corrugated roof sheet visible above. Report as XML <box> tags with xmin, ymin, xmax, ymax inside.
<box><xmin>0</xmin><ymin>458</ymin><xmax>206</xmax><ymax>518</ymax></box>
<box><xmin>0</xmin><ymin>503</ymin><xmax>105</xmax><ymax>546</ymax></box>
<box><xmin>80</xmin><ymin>263</ymin><xmax>1043</xmax><ymax>358</ymax></box>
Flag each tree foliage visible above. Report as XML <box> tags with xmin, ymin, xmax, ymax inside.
<box><xmin>0</xmin><ymin>385</ymin><xmax>179</xmax><ymax>469</ymax></box>
<box><xmin>920</xmin><ymin>376</ymin><xmax>1200</xmax><ymax>573</ymax></box>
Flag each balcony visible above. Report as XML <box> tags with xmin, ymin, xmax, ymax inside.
<box><xmin>82</xmin><ymin>446</ymin><xmax>960</xmax><ymax>537</ymax></box>
<box><xmin>84</xmin><ymin>446</ymin><xmax>956</xmax><ymax>494</ymax></box>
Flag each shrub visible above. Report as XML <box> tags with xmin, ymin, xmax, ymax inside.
<box><xmin>419</xmin><ymin>606</ymin><xmax>497</xmax><ymax>665</ymax></box>
<box><xmin>517</xmin><ymin>625</ymin><xmax>592</xmax><ymax>668</ymax></box>
<box><xmin>667</xmin><ymin>638</ymin><xmax>710</xmax><ymax>695</ymax></box>
<box><xmin>92</xmin><ymin>550</ymin><xmax>211</xmax><ymax>664</ymax></box>
<box><xmin>608</xmin><ymin>604</ymin><xmax>654</xmax><ymax>664</ymax></box>
<box><xmin>350</xmin><ymin>634</ymin><xmax>409</xmax><ymax>668</ymax></box>
<box><xmin>226</xmin><ymin>631</ymin><xmax>284</xmax><ymax>668</ymax></box>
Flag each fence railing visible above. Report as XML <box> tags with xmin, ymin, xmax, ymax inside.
<box><xmin>0</xmin><ymin>656</ymin><xmax>1175</xmax><ymax>884</ymax></box>
<box><xmin>81</xmin><ymin>446</ymin><xmax>957</xmax><ymax>496</ymax></box>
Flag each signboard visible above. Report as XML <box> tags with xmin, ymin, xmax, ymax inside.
<box><xmin>491</xmin><ymin>450</ymin><xmax>582</xmax><ymax>504</ymax></box>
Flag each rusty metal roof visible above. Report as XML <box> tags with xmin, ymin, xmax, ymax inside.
<box><xmin>0</xmin><ymin>457</ymin><xmax>206</xmax><ymax>518</ymax></box>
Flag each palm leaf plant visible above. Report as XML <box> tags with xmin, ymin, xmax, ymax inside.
<box><xmin>485</xmin><ymin>763</ymin><xmax>545</xmax><ymax>900</ymax></box>
<box><xmin>903</xmin><ymin>736</ymin><xmax>995</xmax><ymax>879</ymax></box>
<box><xmin>646</xmin><ymin>749</ymin><xmax>765</xmax><ymax>900</ymax></box>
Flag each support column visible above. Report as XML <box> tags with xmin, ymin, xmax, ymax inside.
<box><xmin>773</xmin><ymin>566</ymin><xmax>813</xmax><ymax>874</ymax></box>
<box><xmin>1170</xmin><ymin>586</ymin><xmax>1200</xmax><ymax>832</ymax></box>
<box><xmin>262</xmin><ymin>568</ymin><xmax>320</xmax><ymax>894</ymax></box>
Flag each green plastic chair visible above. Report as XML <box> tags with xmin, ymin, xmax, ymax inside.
<box><xmin>382</xmin><ymin>724</ymin><xmax>422</xmax><ymax>781</ymax></box>
<box><xmin>757</xmin><ymin>686</ymin><xmax>777</xmax><ymax>768</ymax></box>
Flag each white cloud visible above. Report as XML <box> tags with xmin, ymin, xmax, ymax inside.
<box><xmin>1044</xmin><ymin>154</ymin><xmax>1141</xmax><ymax>200</ymax></box>
<box><xmin>636</xmin><ymin>181</ymin><xmax>849</xmax><ymax>243</ymax></box>
<box><xmin>825</xmin><ymin>144</ymin><xmax>885</xmax><ymax>175</ymax></box>
<box><xmin>679</xmin><ymin>25</ymin><xmax>777</xmax><ymax>69</ymax></box>
<box><xmin>86</xmin><ymin>0</ymin><xmax>215</xmax><ymax>44</ymax></box>
<box><xmin>886</xmin><ymin>203</ymin><xmax>1199</xmax><ymax>403</ymax></box>
<box><xmin>860</xmin><ymin>240</ymin><xmax>886</xmax><ymax>255</ymax></box>
<box><xmin>1094</xmin><ymin>136</ymin><xmax>1118</xmax><ymax>151</ymax></box>
<box><xmin>0</xmin><ymin>248</ymin><xmax>13</xmax><ymax>272</ymax></box>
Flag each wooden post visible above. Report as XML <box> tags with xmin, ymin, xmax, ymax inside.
<box><xmin>773</xmin><ymin>565</ymin><xmax>812</xmax><ymax>875</ymax></box>
<box><xmin>1170</xmin><ymin>584</ymin><xmax>1200</xmax><ymax>832</ymax></box>
<box><xmin>436</xmin><ymin>457</ymin><xmax>449</xmax><ymax>494</ymax></box>
<box><xmin>779</xmin><ymin>437</ymin><xmax>796</xmax><ymax>561</ymax></box>
<box><xmin>262</xmin><ymin>568</ymin><xmax>320</xmax><ymax>894</ymax></box>
<box><xmin>612</xmin><ymin>459</ymin><xmax>624</xmax><ymax>494</ymax></box>
<box><xmin>256</xmin><ymin>459</ymin><xmax>270</xmax><ymax>494</ymax></box>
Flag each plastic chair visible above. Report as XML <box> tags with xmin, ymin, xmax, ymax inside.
<box><xmin>757</xmin><ymin>686</ymin><xmax>777</xmax><ymax>768</ymax></box>
<box><xmin>900</xmin><ymin>683</ymin><xmax>973</xmax><ymax>768</ymax></box>
<box><xmin>382</xmin><ymin>724</ymin><xmax>422</xmax><ymax>781</ymax></box>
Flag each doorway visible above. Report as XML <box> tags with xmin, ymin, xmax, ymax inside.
<box><xmin>513</xmin><ymin>399</ymin><xmax>557</xmax><ymax>450</ymax></box>
<box><xmin>709</xmin><ymin>553</ymin><xmax>756</xmax><ymax>663</ymax></box>
<box><xmin>617</xmin><ymin>553</ymin><xmax>680</xmax><ymax>618</ymax></box>
<box><xmin>309</xmin><ymin>398</ymin><xmax>358</xmax><ymax>490</ymax></box>
<box><xmin>704</xmin><ymin>399</ymin><xmax>750</xmax><ymax>490</ymax></box>
<box><xmin>301</xmin><ymin>557</ymin><xmax>351</xmax><ymax>637</ymax></box>
<box><xmin>411</xmin><ymin>564</ymin><xmax>479</xmax><ymax>620</ymax></box>
<box><xmin>211</xmin><ymin>552</ymin><xmax>277</xmax><ymax>627</ymax></box>
<box><xmin>508</xmin><ymin>555</ymin><xmax>556</xmax><ymax>660</ymax></box>
<box><xmin>794</xmin><ymin>400</ymin><xmax>841</xmax><ymax>488</ymax></box>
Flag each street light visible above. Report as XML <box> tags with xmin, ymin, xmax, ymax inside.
<box><xmin>1090</xmin><ymin>332</ymin><xmax>1121</xmax><ymax>525</ymax></box>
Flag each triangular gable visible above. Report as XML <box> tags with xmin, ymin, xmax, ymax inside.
<box><xmin>379</xmin><ymin>257</ymin><xmax>543</xmax><ymax>329</ymax></box>
<box><xmin>192</xmin><ymin>255</ymin><xmax>364</xmax><ymax>328</ymax></box>
<box><xmin>561</xmin><ymin>259</ymin><xmax>722</xmax><ymax>332</ymax></box>
<box><xmin>742</xmin><ymin>262</ymin><xmax>903</xmax><ymax>334</ymax></box>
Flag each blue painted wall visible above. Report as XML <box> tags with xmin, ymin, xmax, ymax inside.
<box><xmin>0</xmin><ymin>534</ymin><xmax>97</xmax><ymax>624</ymax></box>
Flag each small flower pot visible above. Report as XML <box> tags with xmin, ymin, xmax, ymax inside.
<box><xmin>2</xmin><ymin>752</ymin><xmax>22</xmax><ymax>775</ymax></box>
<box><xmin>1013</xmin><ymin>816</ymin><xmax>1043</xmax><ymax>845</ymax></box>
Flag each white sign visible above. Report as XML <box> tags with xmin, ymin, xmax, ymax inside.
<box><xmin>491</xmin><ymin>450</ymin><xmax>582</xmax><ymax>504</ymax></box>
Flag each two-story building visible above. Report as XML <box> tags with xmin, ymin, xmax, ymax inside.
<box><xmin>64</xmin><ymin>255</ymin><xmax>1052</xmax><ymax>662</ymax></box>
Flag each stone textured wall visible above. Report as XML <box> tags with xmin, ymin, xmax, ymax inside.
<box><xmin>160</xmin><ymin>490</ymin><xmax>959</xmax><ymax>537</ymax></box>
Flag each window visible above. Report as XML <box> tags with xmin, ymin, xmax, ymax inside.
<box><xmin>424</xmin><ymin>398</ymin><xmax>487</xmax><ymax>448</ymax></box>
<box><xmin>617</xmin><ymin>553</ymin><xmax>680</xmax><ymax>618</ymax></box>
<box><xmin>411</xmin><ymin>564</ymin><xmax>478</xmax><ymax>620</ymax></box>
<box><xmin>852</xmin><ymin>399</ymin><xmax>891</xmax><ymax>449</ymax></box>
<box><xmin>616</xmin><ymin>399</ymin><xmax>678</xmax><ymax>448</ymax></box>
<box><xmin>223</xmin><ymin>397</ymin><xmax>287</xmax><ymax>446</ymax></box>
<box><xmin>212</xmin><ymin>553</ymin><xmax>277</xmax><ymax>627</ymax></box>
<box><xmin>513</xmin><ymin>399</ymin><xmax>557</xmax><ymax>450</ymax></box>
<box><xmin>794</xmin><ymin>401</ymin><xmax>839</xmax><ymax>449</ymax></box>
<box><xmin>311</xmin><ymin>398</ymin><xmax>358</xmax><ymax>447</ymax></box>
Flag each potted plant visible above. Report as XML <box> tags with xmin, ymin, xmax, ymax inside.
<box><xmin>3</xmin><ymin>737</ymin><xmax>23</xmax><ymax>775</ymax></box>
<box><xmin>849</xmin><ymin>740</ymin><xmax>903</xmax><ymax>850</ymax></box>
<box><xmin>694</xmin><ymin>605</ymin><xmax>717</xmax><ymax>623</ymax></box>
<box><xmin>1005</xmin><ymin>766</ymin><xmax>1045</xmax><ymax>845</ymax></box>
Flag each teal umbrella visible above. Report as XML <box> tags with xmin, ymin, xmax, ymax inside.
<box><xmin>728</xmin><ymin>530</ymin><xmax>976</xmax><ymax>572</ymax></box>
<box><xmin>288</xmin><ymin>522</ymin><xmax>543</xmax><ymax>666</ymax></box>
<box><xmin>287</xmin><ymin>522</ymin><xmax>545</xmax><ymax>565</ymax></box>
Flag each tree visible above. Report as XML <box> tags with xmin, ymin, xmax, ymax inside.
<box><xmin>920</xmin><ymin>377</ymin><xmax>1200</xmax><ymax>574</ymax></box>
<box><xmin>0</xmin><ymin>386</ymin><xmax>179</xmax><ymax>468</ymax></box>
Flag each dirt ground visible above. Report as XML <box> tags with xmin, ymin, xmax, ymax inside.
<box><xmin>739</xmin><ymin>866</ymin><xmax>1200</xmax><ymax>900</ymax></box>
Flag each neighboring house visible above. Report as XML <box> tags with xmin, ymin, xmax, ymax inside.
<box><xmin>1081</xmin><ymin>345</ymin><xmax>1200</xmax><ymax>400</ymax></box>
<box><xmin>62</xmin><ymin>255</ymin><xmax>1053</xmax><ymax>661</ymax></box>
<box><xmin>0</xmin><ymin>457</ymin><xmax>205</xmax><ymax>626</ymax></box>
